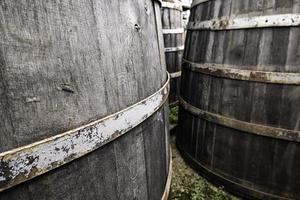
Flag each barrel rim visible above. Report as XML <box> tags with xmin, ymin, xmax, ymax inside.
<box><xmin>0</xmin><ymin>73</ymin><xmax>170</xmax><ymax>192</ymax></box>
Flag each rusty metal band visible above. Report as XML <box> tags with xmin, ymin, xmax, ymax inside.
<box><xmin>165</xmin><ymin>45</ymin><xmax>184</xmax><ymax>52</ymax></box>
<box><xmin>162</xmin><ymin>1</ymin><xmax>183</xmax><ymax>11</ymax></box>
<box><xmin>187</xmin><ymin>14</ymin><xmax>300</xmax><ymax>30</ymax></box>
<box><xmin>0</xmin><ymin>73</ymin><xmax>170</xmax><ymax>192</ymax></box>
<box><xmin>176</xmin><ymin>143</ymin><xmax>292</xmax><ymax>200</ymax></box>
<box><xmin>191</xmin><ymin>0</ymin><xmax>210</xmax><ymax>8</ymax></box>
<box><xmin>161</xmin><ymin>148</ymin><xmax>172</xmax><ymax>200</ymax></box>
<box><xmin>163</xmin><ymin>28</ymin><xmax>184</xmax><ymax>34</ymax></box>
<box><xmin>179</xmin><ymin>97</ymin><xmax>300</xmax><ymax>142</ymax></box>
<box><xmin>183</xmin><ymin>59</ymin><xmax>300</xmax><ymax>85</ymax></box>
<box><xmin>170</xmin><ymin>71</ymin><xmax>182</xmax><ymax>79</ymax></box>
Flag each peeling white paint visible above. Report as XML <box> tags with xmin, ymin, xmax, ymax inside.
<box><xmin>0</xmin><ymin>73</ymin><xmax>170</xmax><ymax>192</ymax></box>
<box><xmin>187</xmin><ymin>14</ymin><xmax>300</xmax><ymax>30</ymax></box>
<box><xmin>164</xmin><ymin>45</ymin><xmax>184</xmax><ymax>53</ymax></box>
<box><xmin>162</xmin><ymin>28</ymin><xmax>184</xmax><ymax>34</ymax></box>
<box><xmin>170</xmin><ymin>71</ymin><xmax>182</xmax><ymax>79</ymax></box>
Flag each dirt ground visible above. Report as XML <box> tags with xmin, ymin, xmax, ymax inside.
<box><xmin>170</xmin><ymin>135</ymin><xmax>239</xmax><ymax>200</ymax></box>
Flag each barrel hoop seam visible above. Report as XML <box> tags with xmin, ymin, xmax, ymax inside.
<box><xmin>176</xmin><ymin>143</ymin><xmax>292</xmax><ymax>200</ymax></box>
<box><xmin>165</xmin><ymin>45</ymin><xmax>184</xmax><ymax>52</ymax></box>
<box><xmin>170</xmin><ymin>71</ymin><xmax>182</xmax><ymax>79</ymax></box>
<box><xmin>182</xmin><ymin>59</ymin><xmax>300</xmax><ymax>85</ymax></box>
<box><xmin>0</xmin><ymin>73</ymin><xmax>170</xmax><ymax>192</ymax></box>
<box><xmin>191</xmin><ymin>0</ymin><xmax>210</xmax><ymax>8</ymax></box>
<box><xmin>161</xmin><ymin>148</ymin><xmax>172</xmax><ymax>200</ymax></box>
<box><xmin>162</xmin><ymin>28</ymin><xmax>184</xmax><ymax>34</ymax></box>
<box><xmin>179</xmin><ymin>97</ymin><xmax>300</xmax><ymax>142</ymax></box>
<box><xmin>187</xmin><ymin>14</ymin><xmax>300</xmax><ymax>30</ymax></box>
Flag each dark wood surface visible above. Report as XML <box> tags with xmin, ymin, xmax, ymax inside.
<box><xmin>162</xmin><ymin>0</ymin><xmax>184</xmax><ymax>104</ymax></box>
<box><xmin>0</xmin><ymin>0</ymin><xmax>170</xmax><ymax>199</ymax></box>
<box><xmin>178</xmin><ymin>0</ymin><xmax>300</xmax><ymax>199</ymax></box>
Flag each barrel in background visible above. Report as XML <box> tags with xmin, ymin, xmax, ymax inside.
<box><xmin>162</xmin><ymin>0</ymin><xmax>185</xmax><ymax>107</ymax></box>
<box><xmin>177</xmin><ymin>0</ymin><xmax>300</xmax><ymax>199</ymax></box>
<box><xmin>0</xmin><ymin>0</ymin><xmax>171</xmax><ymax>199</ymax></box>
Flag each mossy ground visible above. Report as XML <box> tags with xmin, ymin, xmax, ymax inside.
<box><xmin>169</xmin><ymin>106</ymin><xmax>238</xmax><ymax>200</ymax></box>
<box><xmin>170</xmin><ymin>136</ymin><xmax>239</xmax><ymax>200</ymax></box>
<box><xmin>169</xmin><ymin>106</ymin><xmax>179</xmax><ymax>125</ymax></box>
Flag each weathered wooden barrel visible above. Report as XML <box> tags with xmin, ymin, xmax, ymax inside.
<box><xmin>0</xmin><ymin>0</ymin><xmax>172</xmax><ymax>199</ymax></box>
<box><xmin>161</xmin><ymin>0</ymin><xmax>184</xmax><ymax>107</ymax></box>
<box><xmin>177</xmin><ymin>0</ymin><xmax>300</xmax><ymax>199</ymax></box>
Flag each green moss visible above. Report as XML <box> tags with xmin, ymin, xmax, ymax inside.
<box><xmin>169</xmin><ymin>106</ymin><xmax>179</xmax><ymax>125</ymax></box>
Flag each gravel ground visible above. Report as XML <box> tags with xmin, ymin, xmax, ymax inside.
<box><xmin>170</xmin><ymin>135</ymin><xmax>240</xmax><ymax>200</ymax></box>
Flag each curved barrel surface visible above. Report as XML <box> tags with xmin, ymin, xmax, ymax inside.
<box><xmin>0</xmin><ymin>0</ymin><xmax>171</xmax><ymax>199</ymax></box>
<box><xmin>177</xmin><ymin>0</ymin><xmax>300</xmax><ymax>199</ymax></box>
<box><xmin>162</xmin><ymin>0</ymin><xmax>184</xmax><ymax>106</ymax></box>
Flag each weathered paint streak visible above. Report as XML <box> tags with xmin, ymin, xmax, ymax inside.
<box><xmin>162</xmin><ymin>28</ymin><xmax>184</xmax><ymax>34</ymax></box>
<box><xmin>179</xmin><ymin>97</ymin><xmax>300</xmax><ymax>142</ymax></box>
<box><xmin>183</xmin><ymin>59</ymin><xmax>300</xmax><ymax>85</ymax></box>
<box><xmin>170</xmin><ymin>71</ymin><xmax>182</xmax><ymax>79</ymax></box>
<box><xmin>0</xmin><ymin>74</ymin><xmax>170</xmax><ymax>192</ymax></box>
<box><xmin>187</xmin><ymin>14</ymin><xmax>300</xmax><ymax>30</ymax></box>
<box><xmin>164</xmin><ymin>45</ymin><xmax>184</xmax><ymax>53</ymax></box>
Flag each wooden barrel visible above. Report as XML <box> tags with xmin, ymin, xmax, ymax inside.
<box><xmin>0</xmin><ymin>0</ymin><xmax>172</xmax><ymax>199</ymax></box>
<box><xmin>177</xmin><ymin>0</ymin><xmax>300</xmax><ymax>199</ymax></box>
<box><xmin>161</xmin><ymin>0</ymin><xmax>184</xmax><ymax>107</ymax></box>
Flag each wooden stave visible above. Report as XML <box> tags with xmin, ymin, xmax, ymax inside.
<box><xmin>162</xmin><ymin>0</ymin><xmax>184</xmax><ymax>105</ymax></box>
<box><xmin>0</xmin><ymin>0</ymin><xmax>171</xmax><ymax>199</ymax></box>
<box><xmin>178</xmin><ymin>0</ymin><xmax>300</xmax><ymax>199</ymax></box>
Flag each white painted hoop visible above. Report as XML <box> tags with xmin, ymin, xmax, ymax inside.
<box><xmin>0</xmin><ymin>73</ymin><xmax>170</xmax><ymax>192</ymax></box>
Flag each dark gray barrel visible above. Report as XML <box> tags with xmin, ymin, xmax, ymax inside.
<box><xmin>0</xmin><ymin>0</ymin><xmax>172</xmax><ymax>199</ymax></box>
<box><xmin>161</xmin><ymin>0</ymin><xmax>184</xmax><ymax>107</ymax></box>
<box><xmin>177</xmin><ymin>0</ymin><xmax>300</xmax><ymax>199</ymax></box>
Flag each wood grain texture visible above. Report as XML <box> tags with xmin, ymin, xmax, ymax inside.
<box><xmin>178</xmin><ymin>0</ymin><xmax>300</xmax><ymax>199</ymax></box>
<box><xmin>0</xmin><ymin>0</ymin><xmax>170</xmax><ymax>199</ymax></box>
<box><xmin>162</xmin><ymin>0</ymin><xmax>184</xmax><ymax>104</ymax></box>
